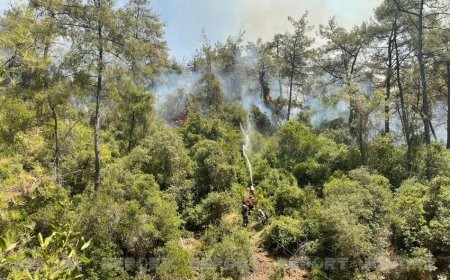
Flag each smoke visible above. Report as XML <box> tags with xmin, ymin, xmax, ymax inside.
<box><xmin>154</xmin><ymin>45</ymin><xmax>277</xmax><ymax>124</ymax></box>
<box><xmin>151</xmin><ymin>0</ymin><xmax>384</xmax><ymax>127</ymax></box>
<box><xmin>433</xmin><ymin>102</ymin><xmax>448</xmax><ymax>144</ymax></box>
<box><xmin>238</xmin><ymin>0</ymin><xmax>382</xmax><ymax>42</ymax></box>
<box><xmin>305</xmin><ymin>97</ymin><xmax>348</xmax><ymax>127</ymax></box>
<box><xmin>153</xmin><ymin>47</ymin><xmax>351</xmax><ymax>129</ymax></box>
<box><xmin>154</xmin><ymin>71</ymin><xmax>200</xmax><ymax>122</ymax></box>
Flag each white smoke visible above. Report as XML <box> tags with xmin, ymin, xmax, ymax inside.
<box><xmin>306</xmin><ymin>97</ymin><xmax>348</xmax><ymax>127</ymax></box>
<box><xmin>154</xmin><ymin>71</ymin><xmax>200</xmax><ymax>122</ymax></box>
<box><xmin>433</xmin><ymin>102</ymin><xmax>448</xmax><ymax>144</ymax></box>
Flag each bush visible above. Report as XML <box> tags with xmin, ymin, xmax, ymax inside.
<box><xmin>184</xmin><ymin>191</ymin><xmax>237</xmax><ymax>230</ymax></box>
<box><xmin>274</xmin><ymin>121</ymin><xmax>320</xmax><ymax>171</ymax></box>
<box><xmin>181</xmin><ymin>113</ymin><xmax>226</xmax><ymax>148</ymax></box>
<box><xmin>391</xmin><ymin>179</ymin><xmax>430</xmax><ymax>250</ymax></box>
<box><xmin>392</xmin><ymin>248</ymin><xmax>437</xmax><ymax>280</ymax></box>
<box><xmin>294</xmin><ymin>158</ymin><xmax>330</xmax><ymax>187</ymax></box>
<box><xmin>320</xmin><ymin>168</ymin><xmax>392</xmax><ymax>276</ymax></box>
<box><xmin>127</xmin><ymin>129</ymin><xmax>193</xmax><ymax>190</ymax></box>
<box><xmin>367</xmin><ymin>134</ymin><xmax>408</xmax><ymax>187</ymax></box>
<box><xmin>257</xmin><ymin>168</ymin><xmax>297</xmax><ymax>198</ymax></box>
<box><xmin>262</xmin><ymin>216</ymin><xmax>306</xmax><ymax>255</ymax></box>
<box><xmin>206</xmin><ymin>230</ymin><xmax>253</xmax><ymax>279</ymax></box>
<box><xmin>250</xmin><ymin>105</ymin><xmax>272</xmax><ymax>135</ymax></box>
<box><xmin>273</xmin><ymin>185</ymin><xmax>304</xmax><ymax>216</ymax></box>
<box><xmin>190</xmin><ymin>140</ymin><xmax>242</xmax><ymax>200</ymax></box>
<box><xmin>157</xmin><ymin>241</ymin><xmax>194</xmax><ymax>280</ymax></box>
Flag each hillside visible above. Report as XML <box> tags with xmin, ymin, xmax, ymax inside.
<box><xmin>1</xmin><ymin>0</ymin><xmax>450</xmax><ymax>279</ymax></box>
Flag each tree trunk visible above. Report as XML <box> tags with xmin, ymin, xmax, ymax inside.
<box><xmin>43</xmin><ymin>43</ymin><xmax>60</xmax><ymax>184</ymax></box>
<box><xmin>275</xmin><ymin>36</ymin><xmax>283</xmax><ymax>98</ymax></box>
<box><xmin>287</xmin><ymin>73</ymin><xmax>293</xmax><ymax>120</ymax></box>
<box><xmin>276</xmin><ymin>38</ymin><xmax>283</xmax><ymax>98</ymax></box>
<box><xmin>418</xmin><ymin>0</ymin><xmax>430</xmax><ymax>145</ymax></box>
<box><xmin>287</xmin><ymin>41</ymin><xmax>297</xmax><ymax>121</ymax></box>
<box><xmin>394</xmin><ymin>22</ymin><xmax>409</xmax><ymax>145</ymax></box>
<box><xmin>348</xmin><ymin>98</ymin><xmax>356</xmax><ymax>135</ymax></box>
<box><xmin>385</xmin><ymin>29</ymin><xmax>394</xmax><ymax>134</ymax></box>
<box><xmin>50</xmin><ymin>103</ymin><xmax>60</xmax><ymax>184</ymax></box>
<box><xmin>394</xmin><ymin>24</ymin><xmax>415</xmax><ymax>171</ymax></box>
<box><xmin>348</xmin><ymin>49</ymin><xmax>360</xmax><ymax>137</ymax></box>
<box><xmin>259</xmin><ymin>70</ymin><xmax>265</xmax><ymax>100</ymax></box>
<box><xmin>94</xmin><ymin>25</ymin><xmax>103</xmax><ymax>191</ymax></box>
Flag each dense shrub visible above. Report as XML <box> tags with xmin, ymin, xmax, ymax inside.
<box><xmin>157</xmin><ymin>241</ymin><xmax>194</xmax><ymax>280</ymax></box>
<box><xmin>320</xmin><ymin>168</ymin><xmax>392</xmax><ymax>276</ymax></box>
<box><xmin>262</xmin><ymin>216</ymin><xmax>306</xmax><ymax>255</ymax></box>
<box><xmin>206</xmin><ymin>230</ymin><xmax>253</xmax><ymax>279</ymax></box>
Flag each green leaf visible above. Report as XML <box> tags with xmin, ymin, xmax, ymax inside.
<box><xmin>5</xmin><ymin>242</ymin><xmax>17</xmax><ymax>251</ymax></box>
<box><xmin>80</xmin><ymin>239</ymin><xmax>91</xmax><ymax>251</ymax></box>
<box><xmin>25</xmin><ymin>269</ymin><xmax>33</xmax><ymax>279</ymax></box>
<box><xmin>68</xmin><ymin>249</ymin><xmax>75</xmax><ymax>258</ymax></box>
<box><xmin>49</xmin><ymin>225</ymin><xmax>58</xmax><ymax>233</ymax></box>
<box><xmin>0</xmin><ymin>237</ymin><xmax>5</xmax><ymax>250</ymax></box>
<box><xmin>78</xmin><ymin>254</ymin><xmax>90</xmax><ymax>264</ymax></box>
<box><xmin>43</xmin><ymin>233</ymin><xmax>54</xmax><ymax>249</ymax></box>
<box><xmin>5</xmin><ymin>257</ymin><xmax>17</xmax><ymax>263</ymax></box>
<box><xmin>37</xmin><ymin>233</ymin><xmax>44</xmax><ymax>248</ymax></box>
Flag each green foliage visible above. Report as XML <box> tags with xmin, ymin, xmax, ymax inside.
<box><xmin>250</xmin><ymin>105</ymin><xmax>272</xmax><ymax>134</ymax></box>
<box><xmin>1</xmin><ymin>2</ymin><xmax>450</xmax><ymax>279</ymax></box>
<box><xmin>262</xmin><ymin>216</ymin><xmax>306</xmax><ymax>255</ymax></box>
<box><xmin>256</xmin><ymin>168</ymin><xmax>297</xmax><ymax>197</ymax></box>
<box><xmin>57</xmin><ymin>123</ymin><xmax>95</xmax><ymax>194</ymax></box>
<box><xmin>217</xmin><ymin>103</ymin><xmax>248</xmax><ymax>129</ymax></box>
<box><xmin>293</xmin><ymin>158</ymin><xmax>330</xmax><ymax>187</ymax></box>
<box><xmin>274</xmin><ymin>121</ymin><xmax>320</xmax><ymax>171</ymax></box>
<box><xmin>0</xmin><ymin>226</ymin><xmax>90</xmax><ymax>279</ymax></box>
<box><xmin>205</xmin><ymin>230</ymin><xmax>253</xmax><ymax>279</ymax></box>
<box><xmin>392</xmin><ymin>248</ymin><xmax>437</xmax><ymax>280</ymax></box>
<box><xmin>126</xmin><ymin>128</ymin><xmax>193</xmax><ymax>190</ymax></box>
<box><xmin>428</xmin><ymin>177</ymin><xmax>450</xmax><ymax>258</ymax></box>
<box><xmin>184</xmin><ymin>191</ymin><xmax>238</xmax><ymax>231</ymax></box>
<box><xmin>190</xmin><ymin>139</ymin><xmax>242</xmax><ymax>200</ymax></box>
<box><xmin>320</xmin><ymin>168</ymin><xmax>392</xmax><ymax>276</ymax></box>
<box><xmin>106</xmin><ymin>71</ymin><xmax>156</xmax><ymax>153</ymax></box>
<box><xmin>273</xmin><ymin>185</ymin><xmax>304</xmax><ymax>216</ymax></box>
<box><xmin>157</xmin><ymin>241</ymin><xmax>194</xmax><ymax>280</ymax></box>
<box><xmin>196</xmin><ymin>70</ymin><xmax>224</xmax><ymax>111</ymax></box>
<box><xmin>367</xmin><ymin>134</ymin><xmax>408</xmax><ymax>187</ymax></box>
<box><xmin>269</xmin><ymin>260</ymin><xmax>286</xmax><ymax>280</ymax></box>
<box><xmin>0</xmin><ymin>95</ymin><xmax>35</xmax><ymax>149</ymax></box>
<box><xmin>392</xmin><ymin>179</ymin><xmax>430</xmax><ymax>250</ymax></box>
<box><xmin>418</xmin><ymin>144</ymin><xmax>450</xmax><ymax>180</ymax></box>
<box><xmin>181</xmin><ymin>113</ymin><xmax>226</xmax><ymax>147</ymax></box>
<box><xmin>78</xmin><ymin>176</ymin><xmax>182</xmax><ymax>260</ymax></box>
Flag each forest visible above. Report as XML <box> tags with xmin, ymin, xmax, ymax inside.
<box><xmin>0</xmin><ymin>0</ymin><xmax>450</xmax><ymax>279</ymax></box>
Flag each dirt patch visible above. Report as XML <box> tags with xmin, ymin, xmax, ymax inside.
<box><xmin>245</xmin><ymin>232</ymin><xmax>308</xmax><ymax>280</ymax></box>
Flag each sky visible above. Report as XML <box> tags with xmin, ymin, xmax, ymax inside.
<box><xmin>150</xmin><ymin>0</ymin><xmax>383</xmax><ymax>61</ymax></box>
<box><xmin>0</xmin><ymin>0</ymin><xmax>382</xmax><ymax>60</ymax></box>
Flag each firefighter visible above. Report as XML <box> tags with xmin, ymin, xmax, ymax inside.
<box><xmin>258</xmin><ymin>208</ymin><xmax>268</xmax><ymax>226</ymax></box>
<box><xmin>242</xmin><ymin>202</ymin><xmax>249</xmax><ymax>227</ymax></box>
<box><xmin>250</xmin><ymin>184</ymin><xmax>255</xmax><ymax>195</ymax></box>
<box><xmin>247</xmin><ymin>196</ymin><xmax>254</xmax><ymax>212</ymax></box>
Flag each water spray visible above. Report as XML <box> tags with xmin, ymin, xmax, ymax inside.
<box><xmin>240</xmin><ymin>122</ymin><xmax>254</xmax><ymax>190</ymax></box>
